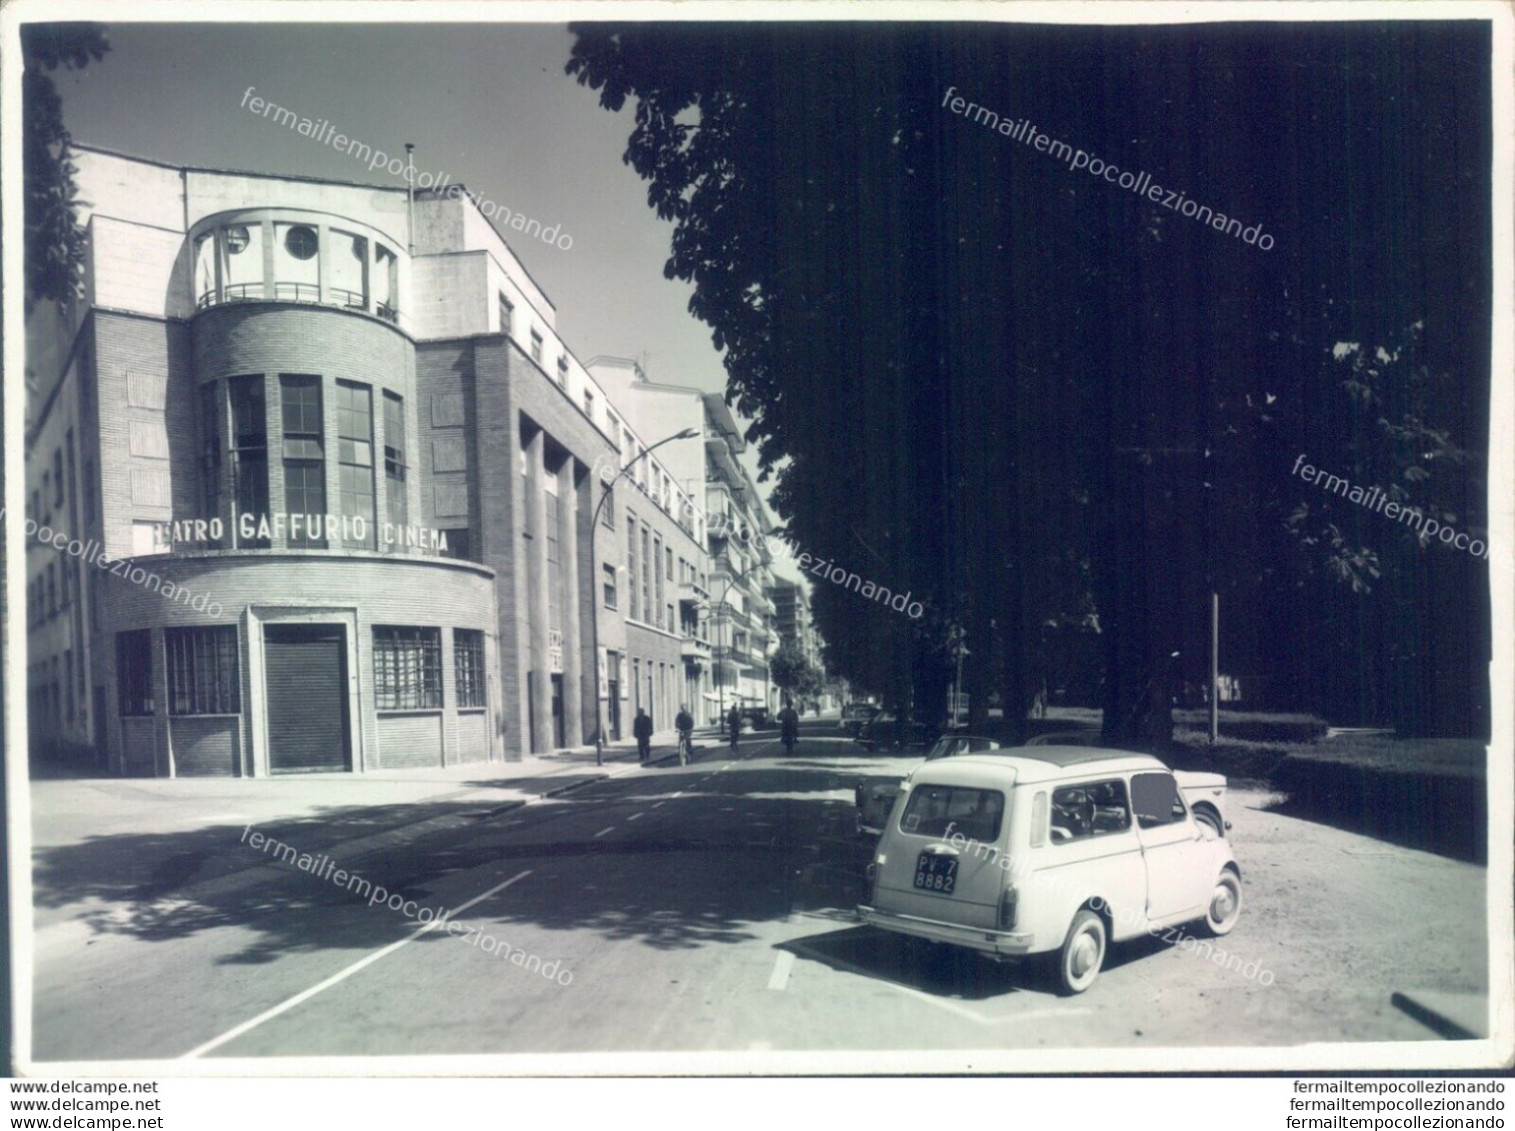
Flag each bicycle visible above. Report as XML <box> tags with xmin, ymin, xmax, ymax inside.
<box><xmin>677</xmin><ymin>730</ymin><xmax>692</xmax><ymax>766</ymax></box>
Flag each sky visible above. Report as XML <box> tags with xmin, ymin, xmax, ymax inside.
<box><xmin>52</xmin><ymin>20</ymin><xmax>800</xmax><ymax>576</ymax></box>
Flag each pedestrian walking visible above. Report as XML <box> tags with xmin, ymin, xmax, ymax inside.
<box><xmin>779</xmin><ymin>699</ymin><xmax>799</xmax><ymax>756</ymax></box>
<box><xmin>675</xmin><ymin>704</ymin><xmax>694</xmax><ymax>765</ymax></box>
<box><xmin>727</xmin><ymin>704</ymin><xmax>743</xmax><ymax>754</ymax></box>
<box><xmin>633</xmin><ymin>707</ymin><xmax>653</xmax><ymax>763</ymax></box>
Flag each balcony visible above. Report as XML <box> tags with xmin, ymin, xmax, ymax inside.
<box><xmin>681</xmin><ymin>634</ymin><xmax>712</xmax><ymax>662</ymax></box>
<box><xmin>678</xmin><ymin>577</ymin><xmax>709</xmax><ymax>606</ymax></box>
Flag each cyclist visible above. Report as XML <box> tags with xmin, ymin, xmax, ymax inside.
<box><xmin>675</xmin><ymin>704</ymin><xmax>694</xmax><ymax>765</ymax></box>
<box><xmin>779</xmin><ymin>699</ymin><xmax>799</xmax><ymax>756</ymax></box>
<box><xmin>726</xmin><ymin>703</ymin><xmax>743</xmax><ymax>755</ymax></box>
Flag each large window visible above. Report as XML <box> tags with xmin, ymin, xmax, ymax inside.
<box><xmin>199</xmin><ymin>382</ymin><xmax>223</xmax><ymax>546</ymax></box>
<box><xmin>626</xmin><ymin>517</ymin><xmax>639</xmax><ymax>621</ymax></box>
<box><xmin>545</xmin><ymin>488</ymin><xmax>563</xmax><ymax>635</ymax></box>
<box><xmin>653</xmin><ymin>535</ymin><xmax>665</xmax><ymax>628</ymax></box>
<box><xmin>603</xmin><ymin>563</ymin><xmax>618</xmax><ymax>610</ymax></box>
<box><xmin>498</xmin><ymin>292</ymin><xmax>514</xmax><ymax>336</ymax></box>
<box><xmin>641</xmin><ymin>527</ymin><xmax>653</xmax><ymax>627</ymax></box>
<box><xmin>336</xmin><ymin>381</ymin><xmax>375</xmax><ymax>549</ymax></box>
<box><xmin>166</xmin><ymin>626</ymin><xmax>241</xmax><ymax>716</ymax></box>
<box><xmin>383</xmin><ymin>391</ymin><xmax>408</xmax><ymax>533</ymax></box>
<box><xmin>373</xmin><ymin>626</ymin><xmax>442</xmax><ymax>710</ymax></box>
<box><xmin>220</xmin><ymin>222</ymin><xmax>264</xmax><ymax>302</ymax></box>
<box><xmin>454</xmin><ymin>629</ymin><xmax>487</xmax><ymax>709</ymax></box>
<box><xmin>273</xmin><ymin>222</ymin><xmax>320</xmax><ymax>302</ymax></box>
<box><xmin>116</xmin><ymin>630</ymin><xmax>154</xmax><ymax>716</ymax></box>
<box><xmin>229</xmin><ymin>375</ymin><xmax>269</xmax><ymax>548</ymax></box>
<box><xmin>280</xmin><ymin>375</ymin><xmax>326</xmax><ymax>548</ymax></box>
<box><xmin>330</xmin><ymin>230</ymin><xmax>369</xmax><ymax>311</ymax></box>
<box><xmin>530</xmin><ymin>330</ymin><xmax>543</xmax><ymax>365</ymax></box>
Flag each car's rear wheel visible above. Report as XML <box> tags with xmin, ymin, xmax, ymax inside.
<box><xmin>1056</xmin><ymin>910</ymin><xmax>1107</xmax><ymax>995</ymax></box>
<box><xmin>1204</xmin><ymin>869</ymin><xmax>1243</xmax><ymax>936</ymax></box>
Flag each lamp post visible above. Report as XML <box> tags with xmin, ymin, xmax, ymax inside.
<box><xmin>588</xmin><ymin>427</ymin><xmax>698</xmax><ymax>765</ymax></box>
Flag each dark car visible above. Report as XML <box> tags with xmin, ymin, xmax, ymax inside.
<box><xmin>855</xmin><ymin>713</ymin><xmax>937</xmax><ymax>752</ymax></box>
<box><xmin>740</xmin><ymin>706</ymin><xmax>773</xmax><ymax>730</ymax></box>
<box><xmin>839</xmin><ymin>701</ymin><xmax>880</xmax><ymax>737</ymax></box>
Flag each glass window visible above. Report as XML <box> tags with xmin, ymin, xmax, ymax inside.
<box><xmin>454</xmin><ymin>629</ymin><xmax>487</xmax><ymax>709</ymax></box>
<box><xmin>498</xmin><ymin>293</ymin><xmax>514</xmax><ymax>336</ymax></box>
<box><xmin>194</xmin><ymin>231</ymin><xmax>218</xmax><ymax>307</ymax></box>
<box><xmin>666</xmin><ymin>546</ymin><xmax>674</xmax><ymax>581</ymax></box>
<box><xmin>530</xmin><ymin>330</ymin><xmax>543</xmax><ymax>365</ymax></box>
<box><xmin>375</xmin><ymin>244</ymin><xmax>399</xmax><ymax>322</ymax></box>
<box><xmin>220</xmin><ymin>222</ymin><xmax>264</xmax><ymax>302</ymax></box>
<box><xmin>600</xmin><ymin>483</ymin><xmax>615</xmax><ymax>529</ymax></box>
<box><xmin>53</xmin><ymin>448</ymin><xmax>64</xmax><ymax>506</ymax></box>
<box><xmin>1131</xmin><ymin>772</ymin><xmax>1187</xmax><ymax>829</ymax></box>
<box><xmin>653</xmin><ymin>535</ymin><xmax>664</xmax><ymax>627</ymax></box>
<box><xmin>273</xmin><ymin>222</ymin><xmax>320</xmax><ymax>302</ymax></box>
<box><xmin>46</xmin><ymin>563</ymin><xmax>56</xmax><ymax>616</ymax></box>
<box><xmin>603</xmin><ymin>562</ymin><xmax>618</xmax><ymax>610</ymax></box>
<box><xmin>166</xmin><ymin>625</ymin><xmax>241</xmax><ymax>715</ymax></box>
<box><xmin>116</xmin><ymin>630</ymin><xmax>154</xmax><ymax>716</ymax></box>
<box><xmin>1050</xmin><ymin>780</ymin><xmax>1132</xmax><ymax>844</ymax></box>
<box><xmin>545</xmin><ymin>491</ymin><xmax>563</xmax><ymax>633</ymax></box>
<box><xmin>199</xmin><ymin>382</ymin><xmax>223</xmax><ymax>546</ymax></box>
<box><xmin>441</xmin><ymin>528</ymin><xmax>471</xmax><ymax>562</ymax></box>
<box><xmin>280</xmin><ymin>375</ymin><xmax>326</xmax><ymax>548</ymax></box>
<box><xmin>583</xmin><ymin>389</ymin><xmax>594</xmax><ymax>417</ymax></box>
<box><xmin>373</xmin><ymin>626</ymin><xmax>442</xmax><ymax>710</ymax></box>
<box><xmin>627</xmin><ymin>517</ymin><xmax>639</xmax><ymax>621</ymax></box>
<box><xmin>559</xmin><ymin>356</ymin><xmax>571</xmax><ymax>386</ymax></box>
<box><xmin>383</xmin><ymin>391</ymin><xmax>408</xmax><ymax>534</ymax></box>
<box><xmin>229</xmin><ymin>375</ymin><xmax>269</xmax><ymax>548</ymax></box>
<box><xmin>641</xmin><ymin>526</ymin><xmax>652</xmax><ymax>625</ymax></box>
<box><xmin>898</xmin><ymin>785</ymin><xmax>1005</xmax><ymax>843</ymax></box>
<box><xmin>335</xmin><ymin>381</ymin><xmax>375</xmax><ymax>549</ymax></box>
<box><xmin>330</xmin><ymin>230</ymin><xmax>369</xmax><ymax>311</ymax></box>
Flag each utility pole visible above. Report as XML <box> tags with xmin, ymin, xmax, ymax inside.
<box><xmin>1209</xmin><ymin>591</ymin><xmax>1219</xmax><ymax>744</ymax></box>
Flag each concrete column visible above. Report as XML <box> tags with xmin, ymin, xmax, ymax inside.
<box><xmin>524</xmin><ymin>430</ymin><xmax>552</xmax><ymax>752</ymax></box>
<box><xmin>556</xmin><ymin>460</ymin><xmax>583</xmax><ymax>747</ymax></box>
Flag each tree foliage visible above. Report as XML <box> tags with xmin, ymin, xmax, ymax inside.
<box><xmin>22</xmin><ymin>23</ymin><xmax>109</xmax><ymax>312</ymax></box>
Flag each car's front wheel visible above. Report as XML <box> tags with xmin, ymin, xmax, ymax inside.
<box><xmin>1056</xmin><ymin>910</ymin><xmax>1107</xmax><ymax>995</ymax></box>
<box><xmin>1204</xmin><ymin>869</ymin><xmax>1243</xmax><ymax>936</ymax></box>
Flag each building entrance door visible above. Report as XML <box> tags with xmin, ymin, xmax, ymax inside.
<box><xmin>265</xmin><ymin>624</ymin><xmax>350</xmax><ymax>773</ymax></box>
<box><xmin>550</xmin><ymin>673</ymin><xmax>565</xmax><ymax>748</ymax></box>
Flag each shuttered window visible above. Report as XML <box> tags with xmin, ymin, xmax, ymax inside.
<box><xmin>373</xmin><ymin>626</ymin><xmax>442</xmax><ymax>710</ymax></box>
<box><xmin>166</xmin><ymin>625</ymin><xmax>241</xmax><ymax>715</ymax></box>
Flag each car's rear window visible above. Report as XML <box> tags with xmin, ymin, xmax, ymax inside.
<box><xmin>899</xmin><ymin>785</ymin><xmax>1005</xmax><ymax>842</ymax></box>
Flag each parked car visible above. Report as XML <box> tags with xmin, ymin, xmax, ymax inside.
<box><xmin>839</xmin><ymin>701</ymin><xmax>880</xmax><ymax>736</ymax></box>
<box><xmin>855</xmin><ymin>713</ymin><xmax>937</xmax><ymax>752</ymax></box>
<box><xmin>855</xmin><ymin>734</ymin><xmax>1003</xmax><ymax>836</ymax></box>
<box><xmin>857</xmin><ymin>746</ymin><xmax>1239</xmax><ymax>994</ymax></box>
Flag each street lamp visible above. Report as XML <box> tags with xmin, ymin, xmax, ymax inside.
<box><xmin>588</xmin><ymin>427</ymin><xmax>698</xmax><ymax>765</ymax></box>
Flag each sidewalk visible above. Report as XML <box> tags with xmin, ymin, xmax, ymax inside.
<box><xmin>27</xmin><ymin>728</ymin><xmax>704</xmax><ymax>936</ymax></box>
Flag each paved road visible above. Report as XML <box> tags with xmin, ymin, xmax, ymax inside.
<box><xmin>31</xmin><ymin>725</ymin><xmax>1487</xmax><ymax>1060</ymax></box>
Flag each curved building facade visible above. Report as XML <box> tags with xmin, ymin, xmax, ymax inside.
<box><xmin>23</xmin><ymin>145</ymin><xmax>707</xmax><ymax>775</ymax></box>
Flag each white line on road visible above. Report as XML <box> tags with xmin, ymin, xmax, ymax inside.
<box><xmin>767</xmin><ymin>950</ymin><xmax>795</xmax><ymax>991</ymax></box>
<box><xmin>627</xmin><ymin>812</ymin><xmax>644</xmax><ymax>822</ymax></box>
<box><xmin>652</xmin><ymin>801</ymin><xmax>665</xmax><ymax>808</ymax></box>
<box><xmin>181</xmin><ymin>869</ymin><xmax>533</xmax><ymax>1059</ymax></box>
<box><xmin>593</xmin><ymin>826</ymin><xmax>616</xmax><ymax>838</ymax></box>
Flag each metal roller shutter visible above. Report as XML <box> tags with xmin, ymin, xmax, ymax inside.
<box><xmin>264</xmin><ymin>624</ymin><xmax>349</xmax><ymax>773</ymax></box>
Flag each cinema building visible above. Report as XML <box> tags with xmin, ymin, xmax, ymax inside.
<box><xmin>23</xmin><ymin>145</ymin><xmax>705</xmax><ymax>776</ymax></box>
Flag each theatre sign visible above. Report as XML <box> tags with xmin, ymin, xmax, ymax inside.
<box><xmin>154</xmin><ymin>512</ymin><xmax>452</xmax><ymax>553</ymax></box>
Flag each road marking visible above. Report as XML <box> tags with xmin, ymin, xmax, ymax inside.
<box><xmin>593</xmin><ymin>826</ymin><xmax>616</xmax><ymax>838</ymax></box>
<box><xmin>627</xmin><ymin>812</ymin><xmax>644</xmax><ymax>822</ymax></box>
<box><xmin>652</xmin><ymin>801</ymin><xmax>665</xmax><ymax>808</ymax></box>
<box><xmin>767</xmin><ymin>950</ymin><xmax>795</xmax><ymax>991</ymax></box>
<box><xmin>181</xmin><ymin>869</ymin><xmax>533</xmax><ymax>1059</ymax></box>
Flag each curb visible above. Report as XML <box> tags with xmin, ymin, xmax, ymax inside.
<box><xmin>1390</xmin><ymin>990</ymin><xmax>1487</xmax><ymax>1040</ymax></box>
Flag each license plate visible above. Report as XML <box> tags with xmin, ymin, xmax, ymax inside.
<box><xmin>914</xmin><ymin>852</ymin><xmax>958</xmax><ymax>895</ymax></box>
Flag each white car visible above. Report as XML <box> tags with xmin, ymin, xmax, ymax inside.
<box><xmin>857</xmin><ymin>746</ymin><xmax>1240</xmax><ymax>994</ymax></box>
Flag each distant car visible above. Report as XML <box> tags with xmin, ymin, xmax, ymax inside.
<box><xmin>740</xmin><ymin>706</ymin><xmax>773</xmax><ymax>730</ymax></box>
<box><xmin>855</xmin><ymin>734</ymin><xmax>1003</xmax><ymax>836</ymax></box>
<box><xmin>839</xmin><ymin>702</ymin><xmax>880</xmax><ymax>736</ymax></box>
<box><xmin>855</xmin><ymin>713</ymin><xmax>936</xmax><ymax>752</ymax></box>
<box><xmin>858</xmin><ymin>746</ymin><xmax>1239</xmax><ymax>994</ymax></box>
